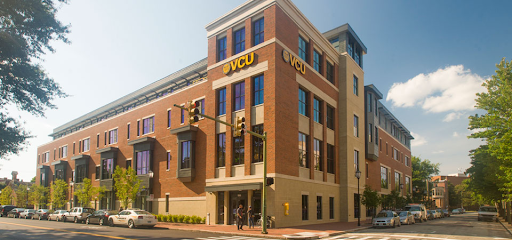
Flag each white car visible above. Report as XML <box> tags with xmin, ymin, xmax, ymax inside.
<box><xmin>108</xmin><ymin>209</ymin><xmax>157</xmax><ymax>228</ymax></box>
<box><xmin>398</xmin><ymin>211</ymin><xmax>415</xmax><ymax>225</ymax></box>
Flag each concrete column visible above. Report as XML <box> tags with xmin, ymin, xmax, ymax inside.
<box><xmin>224</xmin><ymin>191</ymin><xmax>229</xmax><ymax>225</ymax></box>
<box><xmin>247</xmin><ymin>190</ymin><xmax>253</xmax><ymax>225</ymax></box>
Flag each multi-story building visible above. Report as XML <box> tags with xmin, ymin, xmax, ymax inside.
<box><xmin>36</xmin><ymin>0</ymin><xmax>410</xmax><ymax>227</ymax></box>
<box><xmin>431</xmin><ymin>173</ymin><xmax>469</xmax><ymax>209</ymax></box>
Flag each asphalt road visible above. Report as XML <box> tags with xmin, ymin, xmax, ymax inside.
<box><xmin>323</xmin><ymin>212</ymin><xmax>511</xmax><ymax>240</ymax></box>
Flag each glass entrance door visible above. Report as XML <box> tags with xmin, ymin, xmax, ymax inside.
<box><xmin>229</xmin><ymin>191</ymin><xmax>248</xmax><ymax>225</ymax></box>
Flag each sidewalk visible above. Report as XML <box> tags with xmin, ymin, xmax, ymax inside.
<box><xmin>155</xmin><ymin>219</ymin><xmax>373</xmax><ymax>239</ymax></box>
<box><xmin>498</xmin><ymin>216</ymin><xmax>512</xmax><ymax>237</ymax></box>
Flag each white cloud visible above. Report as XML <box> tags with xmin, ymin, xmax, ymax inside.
<box><xmin>443</xmin><ymin>112</ymin><xmax>465</xmax><ymax>122</ymax></box>
<box><xmin>386</xmin><ymin>65</ymin><xmax>485</xmax><ymax>113</ymax></box>
<box><xmin>453</xmin><ymin>132</ymin><xmax>459</xmax><ymax>137</ymax></box>
<box><xmin>411</xmin><ymin>132</ymin><xmax>427</xmax><ymax>147</ymax></box>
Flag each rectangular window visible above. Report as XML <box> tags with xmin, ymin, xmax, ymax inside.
<box><xmin>375</xmin><ymin>126</ymin><xmax>379</xmax><ymax>145</ymax></box>
<box><xmin>181</xmin><ymin>108</ymin><xmax>185</xmax><ymax>124</ymax></box>
<box><xmin>326</xmin><ymin>105</ymin><xmax>334</xmax><ymax>130</ymax></box>
<box><xmin>317</xmin><ymin>196</ymin><xmax>322</xmax><ymax>220</ymax></box>
<box><xmin>142</xmin><ymin>116</ymin><xmax>155</xmax><ymax>134</ymax></box>
<box><xmin>327</xmin><ymin>144</ymin><xmax>334</xmax><ymax>174</ymax></box>
<box><xmin>54</xmin><ymin>149</ymin><xmax>56</xmax><ymax>160</ymax></box>
<box><xmin>313</xmin><ymin>139</ymin><xmax>322</xmax><ymax>171</ymax></box>
<box><xmin>329</xmin><ymin>197</ymin><xmax>334</xmax><ymax>219</ymax></box>
<box><xmin>136</xmin><ymin>150</ymin><xmax>150</xmax><ymax>175</ymax></box>
<box><xmin>298</xmin><ymin>88</ymin><xmax>308</xmax><ymax>116</ymax></box>
<box><xmin>347</xmin><ymin>38</ymin><xmax>353</xmax><ymax>58</ymax></box>
<box><xmin>369</xmin><ymin>123</ymin><xmax>373</xmax><ymax>143</ymax></box>
<box><xmin>137</xmin><ymin>120</ymin><xmax>140</xmax><ymax>136</ymax></box>
<box><xmin>165</xmin><ymin>195</ymin><xmax>169</xmax><ymax>213</ymax></box>
<box><xmin>73</xmin><ymin>143</ymin><xmax>75</xmax><ymax>155</ymax></box>
<box><xmin>379</xmin><ymin>139</ymin><xmax>382</xmax><ymax>151</ymax></box>
<box><xmin>353</xmin><ymin>75</ymin><xmax>358</xmax><ymax>96</ymax></box>
<box><xmin>43</xmin><ymin>152</ymin><xmax>49</xmax><ymax>163</ymax></box>
<box><xmin>252</xmin><ymin>125</ymin><xmax>264</xmax><ymax>163</ymax></box>
<box><xmin>234</xmin><ymin>28</ymin><xmax>245</xmax><ymax>54</ymax></box>
<box><xmin>354</xmin><ymin>193</ymin><xmax>360</xmax><ymax>218</ymax></box>
<box><xmin>406</xmin><ymin>176</ymin><xmax>411</xmax><ymax>193</ymax></box>
<box><xmin>326</xmin><ymin>62</ymin><xmax>334</xmax><ymax>84</ymax></box>
<box><xmin>386</xmin><ymin>142</ymin><xmax>388</xmax><ymax>155</ymax></box>
<box><xmin>102</xmin><ymin>158</ymin><xmax>114</xmax><ymax>179</ymax></box>
<box><xmin>167</xmin><ymin>110</ymin><xmax>172</xmax><ymax>128</ymax></box>
<box><xmin>62</xmin><ymin>146</ymin><xmax>67</xmax><ymax>158</ymax></box>
<box><xmin>217</xmin><ymin>37</ymin><xmax>227</xmax><ymax>61</ymax></box>
<box><xmin>96</xmin><ymin>134</ymin><xmax>100</xmax><ymax>148</ymax></box>
<box><xmin>72</xmin><ymin>170</ymin><xmax>75</xmax><ymax>182</ymax></box>
<box><xmin>330</xmin><ymin>37</ymin><xmax>339</xmax><ymax>51</ymax></box>
<box><xmin>367</xmin><ymin>93</ymin><xmax>372</xmax><ymax>112</ymax></box>
<box><xmin>83</xmin><ymin>138</ymin><xmax>90</xmax><ymax>152</ymax></box>
<box><xmin>217</xmin><ymin>133</ymin><xmax>226</xmax><ymax>167</ymax></box>
<box><xmin>375</xmin><ymin>98</ymin><xmax>378</xmax><ymax>116</ymax></box>
<box><xmin>233</xmin><ymin>136</ymin><xmax>244</xmax><ymax>165</ymax></box>
<box><xmin>181</xmin><ymin>141</ymin><xmax>191</xmax><ymax>169</ymax></box>
<box><xmin>313</xmin><ymin>50</ymin><xmax>321</xmax><ymax>72</ymax></box>
<box><xmin>95</xmin><ymin>166</ymin><xmax>100</xmax><ymax>180</ymax></box>
<box><xmin>109</xmin><ymin>129</ymin><xmax>118</xmax><ymax>144</ymax></box>
<box><xmin>354</xmin><ymin>150</ymin><xmax>359</xmax><ymax>172</ymax></box>
<box><xmin>127</xmin><ymin>124</ymin><xmax>130</xmax><ymax>139</ymax></box>
<box><xmin>366</xmin><ymin>162</ymin><xmax>369</xmax><ymax>179</ymax></box>
<box><xmin>298</xmin><ymin>36</ymin><xmax>308</xmax><ymax>62</ymax></box>
<box><xmin>126</xmin><ymin>160</ymin><xmax>131</xmax><ymax>169</ymax></box>
<box><xmin>78</xmin><ymin>140</ymin><xmax>81</xmax><ymax>153</ymax></box>
<box><xmin>302</xmin><ymin>195</ymin><xmax>308</xmax><ymax>220</ymax></box>
<box><xmin>313</xmin><ymin>98</ymin><xmax>322</xmax><ymax>123</ymax></box>
<box><xmin>381</xmin><ymin>166</ymin><xmax>388</xmax><ymax>189</ymax></box>
<box><xmin>395</xmin><ymin>172</ymin><xmax>401</xmax><ymax>191</ymax></box>
<box><xmin>394</xmin><ymin>148</ymin><xmax>399</xmax><ymax>160</ymax></box>
<box><xmin>405</xmin><ymin>156</ymin><xmax>410</xmax><ymax>167</ymax></box>
<box><xmin>354</xmin><ymin>115</ymin><xmax>359</xmax><ymax>137</ymax></box>
<box><xmin>218</xmin><ymin>88</ymin><xmax>226</xmax><ymax>116</ymax></box>
<box><xmin>75</xmin><ymin>164</ymin><xmax>87</xmax><ymax>183</ymax></box>
<box><xmin>200</xmin><ymin>99</ymin><xmax>205</xmax><ymax>115</ymax></box>
<box><xmin>253</xmin><ymin>18</ymin><xmax>264</xmax><ymax>46</ymax></box>
<box><xmin>234</xmin><ymin>81</ymin><xmax>245</xmax><ymax>111</ymax></box>
<box><xmin>167</xmin><ymin>152</ymin><xmax>171</xmax><ymax>170</ymax></box>
<box><xmin>104</xmin><ymin>132</ymin><xmax>107</xmax><ymax>145</ymax></box>
<box><xmin>299</xmin><ymin>132</ymin><xmax>308</xmax><ymax>168</ymax></box>
<box><xmin>253</xmin><ymin>75</ymin><xmax>264</xmax><ymax>106</ymax></box>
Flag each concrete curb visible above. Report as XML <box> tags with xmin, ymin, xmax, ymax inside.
<box><xmin>498</xmin><ymin>218</ymin><xmax>512</xmax><ymax>237</ymax></box>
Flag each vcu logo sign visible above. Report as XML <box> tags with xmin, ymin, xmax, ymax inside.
<box><xmin>282</xmin><ymin>49</ymin><xmax>306</xmax><ymax>75</ymax></box>
<box><xmin>223</xmin><ymin>52</ymin><xmax>255</xmax><ymax>75</ymax></box>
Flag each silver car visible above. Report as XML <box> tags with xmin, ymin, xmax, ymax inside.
<box><xmin>398</xmin><ymin>211</ymin><xmax>415</xmax><ymax>225</ymax></box>
<box><xmin>373</xmin><ymin>211</ymin><xmax>401</xmax><ymax>228</ymax></box>
<box><xmin>48</xmin><ymin>210</ymin><xmax>68</xmax><ymax>221</ymax></box>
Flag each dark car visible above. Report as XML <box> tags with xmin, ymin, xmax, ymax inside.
<box><xmin>0</xmin><ymin>205</ymin><xmax>16</xmax><ymax>217</ymax></box>
<box><xmin>7</xmin><ymin>208</ymin><xmax>25</xmax><ymax>218</ymax></box>
<box><xmin>86</xmin><ymin>210</ymin><xmax>116</xmax><ymax>226</ymax></box>
<box><xmin>33</xmin><ymin>209</ymin><xmax>50</xmax><ymax>220</ymax></box>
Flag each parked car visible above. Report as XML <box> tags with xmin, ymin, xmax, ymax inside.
<box><xmin>435</xmin><ymin>209</ymin><xmax>444</xmax><ymax>218</ymax></box>
<box><xmin>86</xmin><ymin>210</ymin><xmax>116</xmax><ymax>226</ymax></box>
<box><xmin>7</xmin><ymin>208</ymin><xmax>25</xmax><ymax>218</ymax></box>
<box><xmin>398</xmin><ymin>211</ymin><xmax>415</xmax><ymax>225</ymax></box>
<box><xmin>65</xmin><ymin>207</ymin><xmax>95</xmax><ymax>223</ymax></box>
<box><xmin>478</xmin><ymin>205</ymin><xmax>498</xmax><ymax>222</ymax></box>
<box><xmin>427</xmin><ymin>210</ymin><xmax>436</xmax><ymax>220</ymax></box>
<box><xmin>48</xmin><ymin>210</ymin><xmax>68</xmax><ymax>221</ymax></box>
<box><xmin>33</xmin><ymin>209</ymin><xmax>50</xmax><ymax>220</ymax></box>
<box><xmin>442</xmin><ymin>209</ymin><xmax>450</xmax><ymax>217</ymax></box>
<box><xmin>108</xmin><ymin>209</ymin><xmax>157</xmax><ymax>228</ymax></box>
<box><xmin>372</xmin><ymin>211</ymin><xmax>401</xmax><ymax>228</ymax></box>
<box><xmin>404</xmin><ymin>204</ymin><xmax>428</xmax><ymax>223</ymax></box>
<box><xmin>461</xmin><ymin>208</ymin><xmax>466</xmax><ymax>213</ymax></box>
<box><xmin>19</xmin><ymin>209</ymin><xmax>36</xmax><ymax>219</ymax></box>
<box><xmin>452</xmin><ymin>209</ymin><xmax>460</xmax><ymax>214</ymax></box>
<box><xmin>0</xmin><ymin>205</ymin><xmax>16</xmax><ymax>217</ymax></box>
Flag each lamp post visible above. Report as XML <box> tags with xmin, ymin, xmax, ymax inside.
<box><xmin>355</xmin><ymin>170</ymin><xmax>361</xmax><ymax>226</ymax></box>
<box><xmin>26</xmin><ymin>186</ymin><xmax>30</xmax><ymax>208</ymax></box>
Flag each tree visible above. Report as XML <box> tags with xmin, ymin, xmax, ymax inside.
<box><xmin>361</xmin><ymin>185</ymin><xmax>380</xmax><ymax>218</ymax></box>
<box><xmin>0</xmin><ymin>185</ymin><xmax>13</xmax><ymax>205</ymax></box>
<box><xmin>0</xmin><ymin>0</ymin><xmax>69</xmax><ymax>159</ymax></box>
<box><xmin>30</xmin><ymin>177</ymin><xmax>36</xmax><ymax>183</ymax></box>
<box><xmin>29</xmin><ymin>184</ymin><xmax>49</xmax><ymax>209</ymax></box>
<box><xmin>466</xmin><ymin>145</ymin><xmax>504</xmax><ymax>203</ymax></box>
<box><xmin>411</xmin><ymin>156</ymin><xmax>440</xmax><ymax>204</ymax></box>
<box><xmin>113</xmin><ymin>166</ymin><xmax>143</xmax><ymax>209</ymax></box>
<box><xmin>73</xmin><ymin>178</ymin><xmax>104</xmax><ymax>208</ymax></box>
<box><xmin>51</xmin><ymin>179</ymin><xmax>68</xmax><ymax>210</ymax></box>
<box><xmin>15</xmin><ymin>184</ymin><xmax>29</xmax><ymax>207</ymax></box>
<box><xmin>447</xmin><ymin>182</ymin><xmax>461</xmax><ymax>209</ymax></box>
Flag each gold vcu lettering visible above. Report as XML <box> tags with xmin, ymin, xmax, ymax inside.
<box><xmin>223</xmin><ymin>52</ymin><xmax>255</xmax><ymax>75</ymax></box>
<box><xmin>282</xmin><ymin>50</ymin><xmax>306</xmax><ymax>74</ymax></box>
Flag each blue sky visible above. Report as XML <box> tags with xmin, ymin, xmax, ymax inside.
<box><xmin>1</xmin><ymin>0</ymin><xmax>511</xmax><ymax>180</ymax></box>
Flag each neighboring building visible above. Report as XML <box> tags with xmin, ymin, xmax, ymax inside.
<box><xmin>35</xmin><ymin>0</ymin><xmax>411</xmax><ymax>227</ymax></box>
<box><xmin>0</xmin><ymin>171</ymin><xmax>34</xmax><ymax>208</ymax></box>
<box><xmin>431</xmin><ymin>173</ymin><xmax>469</xmax><ymax>209</ymax></box>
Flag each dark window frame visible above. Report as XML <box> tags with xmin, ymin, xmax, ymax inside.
<box><xmin>253</xmin><ymin>18</ymin><xmax>264</xmax><ymax>46</ymax></box>
<box><xmin>217</xmin><ymin>37</ymin><xmax>227</xmax><ymax>62</ymax></box>
<box><xmin>252</xmin><ymin>125</ymin><xmax>264</xmax><ymax>163</ymax></box>
<box><xmin>233</xmin><ymin>135</ymin><xmax>244</xmax><ymax>165</ymax></box>
<box><xmin>299</xmin><ymin>88</ymin><xmax>308</xmax><ymax>116</ymax></box>
<box><xmin>253</xmin><ymin>75</ymin><xmax>264</xmax><ymax>106</ymax></box>
<box><xmin>234</xmin><ymin>81</ymin><xmax>245</xmax><ymax>111</ymax></box>
<box><xmin>298</xmin><ymin>36</ymin><xmax>308</xmax><ymax>62</ymax></box>
<box><xmin>234</xmin><ymin>28</ymin><xmax>245</xmax><ymax>54</ymax></box>
<box><xmin>217</xmin><ymin>133</ymin><xmax>226</xmax><ymax>167</ymax></box>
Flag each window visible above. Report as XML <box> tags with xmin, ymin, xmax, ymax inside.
<box><xmin>298</xmin><ymin>36</ymin><xmax>308</xmax><ymax>62</ymax></box>
<box><xmin>326</xmin><ymin>62</ymin><xmax>334</xmax><ymax>84</ymax></box>
<box><xmin>96</xmin><ymin>134</ymin><xmax>100</xmax><ymax>148</ymax></box>
<box><xmin>218</xmin><ymin>88</ymin><xmax>226</xmax><ymax>116</ymax></box>
<box><xmin>217</xmin><ymin>133</ymin><xmax>226</xmax><ymax>167</ymax></box>
<box><xmin>252</xmin><ymin>125</ymin><xmax>264</xmax><ymax>163</ymax></box>
<box><xmin>127</xmin><ymin>124</ymin><xmax>130</xmax><ymax>139</ymax></box>
<box><xmin>95</xmin><ymin>166</ymin><xmax>100</xmax><ymax>180</ymax></box>
<box><xmin>62</xmin><ymin>146</ymin><xmax>67</xmax><ymax>158</ymax></box>
<box><xmin>329</xmin><ymin>37</ymin><xmax>339</xmax><ymax>51</ymax></box>
<box><xmin>366</xmin><ymin>162</ymin><xmax>369</xmax><ymax>179</ymax></box>
<box><xmin>375</xmin><ymin>126</ymin><xmax>379</xmax><ymax>145</ymax></box>
<box><xmin>393</xmin><ymin>148</ymin><xmax>399</xmax><ymax>160</ymax></box>
<box><xmin>233</xmin><ymin>136</ymin><xmax>244</xmax><ymax>165</ymax></box>
<box><xmin>234</xmin><ymin>81</ymin><xmax>245</xmax><ymax>111</ymax></box>
<box><xmin>234</xmin><ymin>28</ymin><xmax>245</xmax><ymax>54</ymax></box>
<box><xmin>327</xmin><ymin>144</ymin><xmax>334</xmax><ymax>174</ymax></box>
<box><xmin>298</xmin><ymin>88</ymin><xmax>308</xmax><ymax>116</ymax></box>
<box><xmin>167</xmin><ymin>152</ymin><xmax>171</xmax><ymax>171</ymax></box>
<box><xmin>302</xmin><ymin>195</ymin><xmax>308</xmax><ymax>220</ymax></box>
<box><xmin>167</xmin><ymin>110</ymin><xmax>171</xmax><ymax>128</ymax></box>
<box><xmin>253</xmin><ymin>75</ymin><xmax>264</xmax><ymax>105</ymax></box>
<box><xmin>102</xmin><ymin>158</ymin><xmax>114</xmax><ymax>179</ymax></box>
<box><xmin>142</xmin><ymin>116</ymin><xmax>155</xmax><ymax>134</ymax></box>
<box><xmin>253</xmin><ymin>18</ymin><xmax>264</xmax><ymax>46</ymax></box>
<box><xmin>313</xmin><ymin>139</ymin><xmax>322</xmax><ymax>171</ymax></box>
<box><xmin>75</xmin><ymin>164</ymin><xmax>87</xmax><ymax>183</ymax></box>
<box><xmin>317</xmin><ymin>196</ymin><xmax>322</xmax><ymax>220</ymax></box>
<box><xmin>329</xmin><ymin>197</ymin><xmax>334</xmax><ymax>219</ymax></box>
<box><xmin>78</xmin><ymin>140</ymin><xmax>81</xmax><ymax>153</ymax></box>
<box><xmin>217</xmin><ymin>37</ymin><xmax>227</xmax><ymax>61</ymax></box>
<box><xmin>375</xmin><ymin>98</ymin><xmax>378</xmax><ymax>116</ymax></box>
<box><xmin>406</xmin><ymin>176</ymin><xmax>411</xmax><ymax>193</ymax></box>
<box><xmin>353</xmin><ymin>115</ymin><xmax>359</xmax><ymax>137</ymax></box>
<box><xmin>104</xmin><ymin>132</ymin><xmax>107</xmax><ymax>145</ymax></box>
<box><xmin>136</xmin><ymin>150</ymin><xmax>150</xmax><ymax>175</ymax></box>
<box><xmin>298</xmin><ymin>133</ymin><xmax>308</xmax><ymax>168</ymax></box>
<box><xmin>369</xmin><ymin>124</ymin><xmax>373</xmax><ymax>143</ymax></box>
<box><xmin>83</xmin><ymin>138</ymin><xmax>90</xmax><ymax>152</ymax></box>
<box><xmin>72</xmin><ymin>170</ymin><xmax>75</xmax><ymax>182</ymax></box>
<box><xmin>181</xmin><ymin>108</ymin><xmax>185</xmax><ymax>124</ymax></box>
<box><xmin>165</xmin><ymin>195</ymin><xmax>169</xmax><ymax>213</ymax></box>
<box><xmin>395</xmin><ymin>172</ymin><xmax>401</xmax><ymax>191</ymax></box>
<box><xmin>137</xmin><ymin>120</ymin><xmax>140</xmax><ymax>136</ymax></box>
<box><xmin>386</xmin><ymin>142</ymin><xmax>388</xmax><ymax>155</ymax></box>
<box><xmin>126</xmin><ymin>160</ymin><xmax>131</xmax><ymax>169</ymax></box>
<box><xmin>379</xmin><ymin>139</ymin><xmax>382</xmax><ymax>151</ymax></box>
<box><xmin>405</xmin><ymin>156</ymin><xmax>410</xmax><ymax>167</ymax></box>
<box><xmin>347</xmin><ymin>38</ymin><xmax>353</xmax><ymax>58</ymax></box>
<box><xmin>367</xmin><ymin>92</ymin><xmax>372</xmax><ymax>112</ymax></box>
<box><xmin>313</xmin><ymin>98</ymin><xmax>322</xmax><ymax>123</ymax></box>
<box><xmin>109</xmin><ymin>129</ymin><xmax>118</xmax><ymax>144</ymax></box>
<box><xmin>181</xmin><ymin>141</ymin><xmax>191</xmax><ymax>169</ymax></box>
<box><xmin>313</xmin><ymin>50</ymin><xmax>321</xmax><ymax>72</ymax></box>
<box><xmin>381</xmin><ymin>166</ymin><xmax>388</xmax><ymax>188</ymax></box>
<box><xmin>326</xmin><ymin>105</ymin><xmax>334</xmax><ymax>130</ymax></box>
<box><xmin>353</xmin><ymin>75</ymin><xmax>358</xmax><ymax>96</ymax></box>
<box><xmin>73</xmin><ymin>143</ymin><xmax>75</xmax><ymax>155</ymax></box>
<box><xmin>200</xmin><ymin>99</ymin><xmax>205</xmax><ymax>115</ymax></box>
<box><xmin>354</xmin><ymin>193</ymin><xmax>360</xmax><ymax>218</ymax></box>
<box><xmin>354</xmin><ymin>150</ymin><xmax>359</xmax><ymax>172</ymax></box>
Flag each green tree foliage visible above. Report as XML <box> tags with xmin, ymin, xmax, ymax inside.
<box><xmin>113</xmin><ymin>166</ymin><xmax>142</xmax><ymax>209</ymax></box>
<box><xmin>15</xmin><ymin>184</ymin><xmax>29</xmax><ymax>207</ymax></box>
<box><xmin>0</xmin><ymin>185</ymin><xmax>13</xmax><ymax>205</ymax></box>
<box><xmin>30</xmin><ymin>177</ymin><xmax>35</xmax><ymax>183</ymax></box>
<box><xmin>0</xmin><ymin>0</ymin><xmax>69</xmax><ymax>159</ymax></box>
<box><xmin>51</xmin><ymin>179</ymin><xmax>68</xmax><ymax>209</ymax></box>
<box><xmin>465</xmin><ymin>145</ymin><xmax>503</xmax><ymax>203</ymax></box>
<box><xmin>361</xmin><ymin>185</ymin><xmax>380</xmax><ymax>218</ymax></box>
<box><xmin>29</xmin><ymin>184</ymin><xmax>49</xmax><ymax>209</ymax></box>
<box><xmin>447</xmin><ymin>182</ymin><xmax>460</xmax><ymax>209</ymax></box>
<box><xmin>73</xmin><ymin>178</ymin><xmax>104</xmax><ymax>208</ymax></box>
<box><xmin>411</xmin><ymin>156</ymin><xmax>440</xmax><ymax>204</ymax></box>
<box><xmin>455</xmin><ymin>179</ymin><xmax>485</xmax><ymax>209</ymax></box>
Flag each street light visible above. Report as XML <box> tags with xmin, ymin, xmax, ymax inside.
<box><xmin>26</xmin><ymin>186</ymin><xmax>30</xmax><ymax>208</ymax></box>
<box><xmin>355</xmin><ymin>169</ymin><xmax>361</xmax><ymax>227</ymax></box>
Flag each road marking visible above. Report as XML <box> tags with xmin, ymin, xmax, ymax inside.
<box><xmin>0</xmin><ymin>221</ymin><xmax>133</xmax><ymax>240</ymax></box>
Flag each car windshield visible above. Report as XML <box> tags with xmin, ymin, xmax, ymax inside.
<box><xmin>398</xmin><ymin>212</ymin><xmax>408</xmax><ymax>216</ymax></box>
<box><xmin>134</xmin><ymin>211</ymin><xmax>152</xmax><ymax>215</ymax></box>
<box><xmin>480</xmin><ymin>207</ymin><xmax>497</xmax><ymax>212</ymax></box>
<box><xmin>405</xmin><ymin>206</ymin><xmax>420</xmax><ymax>211</ymax></box>
<box><xmin>28</xmin><ymin>210</ymin><xmax>35</xmax><ymax>213</ymax></box>
<box><xmin>377</xmin><ymin>212</ymin><xmax>392</xmax><ymax>218</ymax></box>
<box><xmin>41</xmin><ymin>209</ymin><xmax>49</xmax><ymax>212</ymax></box>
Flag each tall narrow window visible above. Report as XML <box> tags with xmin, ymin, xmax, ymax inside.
<box><xmin>367</xmin><ymin>92</ymin><xmax>372</xmax><ymax>112</ymax></box>
<box><xmin>109</xmin><ymin>129</ymin><xmax>118</xmax><ymax>144</ymax></box>
<box><xmin>167</xmin><ymin>152</ymin><xmax>171</xmax><ymax>171</ymax></box>
<box><xmin>83</xmin><ymin>138</ymin><xmax>90</xmax><ymax>152</ymax></box>
<box><xmin>405</xmin><ymin>176</ymin><xmax>411</xmax><ymax>193</ymax></box>
<box><xmin>218</xmin><ymin>88</ymin><xmax>226</xmax><ymax>116</ymax></box>
<box><xmin>353</xmin><ymin>75</ymin><xmax>358</xmax><ymax>96</ymax></box>
<box><xmin>165</xmin><ymin>195</ymin><xmax>169</xmax><ymax>213</ymax></box>
<box><xmin>200</xmin><ymin>99</ymin><xmax>205</xmax><ymax>115</ymax></box>
<box><xmin>167</xmin><ymin>110</ymin><xmax>172</xmax><ymax>128</ymax></box>
<box><xmin>73</xmin><ymin>143</ymin><xmax>75</xmax><ymax>155</ymax></box>
<box><xmin>298</xmin><ymin>36</ymin><xmax>308</xmax><ymax>62</ymax></box>
<box><xmin>78</xmin><ymin>140</ymin><xmax>81</xmax><ymax>153</ymax></box>
<box><xmin>181</xmin><ymin>141</ymin><xmax>191</xmax><ymax>169</ymax></box>
<box><xmin>181</xmin><ymin>108</ymin><xmax>185</xmax><ymax>124</ymax></box>
<box><xmin>381</xmin><ymin>166</ymin><xmax>388</xmax><ymax>188</ymax></box>
<box><xmin>137</xmin><ymin>120</ymin><xmax>140</xmax><ymax>136</ymax></box>
<box><xmin>354</xmin><ymin>150</ymin><xmax>359</xmax><ymax>172</ymax></box>
<box><xmin>317</xmin><ymin>196</ymin><xmax>322</xmax><ymax>220</ymax></box>
<box><xmin>234</xmin><ymin>28</ymin><xmax>245</xmax><ymax>54</ymax></box>
<box><xmin>298</xmin><ymin>88</ymin><xmax>308</xmax><ymax>116</ymax></box>
<box><xmin>375</xmin><ymin>126</ymin><xmax>379</xmax><ymax>145</ymax></box>
<box><xmin>104</xmin><ymin>132</ymin><xmax>107</xmax><ymax>145</ymax></box>
<box><xmin>395</xmin><ymin>172</ymin><xmax>401</xmax><ymax>191</ymax></box>
<box><xmin>313</xmin><ymin>139</ymin><xmax>322</xmax><ymax>171</ymax></box>
<box><xmin>326</xmin><ymin>105</ymin><xmax>334</xmax><ymax>130</ymax></box>
<box><xmin>95</xmin><ymin>166</ymin><xmax>100</xmax><ymax>180</ymax></box>
<box><xmin>302</xmin><ymin>195</ymin><xmax>309</xmax><ymax>220</ymax></box>
<box><xmin>327</xmin><ymin>144</ymin><xmax>334</xmax><ymax>174</ymax></box>
<box><xmin>136</xmin><ymin>150</ymin><xmax>150</xmax><ymax>175</ymax></box>
<box><xmin>313</xmin><ymin>50</ymin><xmax>321</xmax><ymax>72</ymax></box>
<box><xmin>217</xmin><ymin>37</ymin><xmax>227</xmax><ymax>61</ymax></box>
<box><xmin>366</xmin><ymin>162</ymin><xmax>369</xmax><ymax>179</ymax></box>
<box><xmin>62</xmin><ymin>146</ymin><xmax>67</xmax><ymax>158</ymax></box>
<box><xmin>253</xmin><ymin>75</ymin><xmax>264</xmax><ymax>106</ymax></box>
<box><xmin>233</xmin><ymin>136</ymin><xmax>244</xmax><ymax>165</ymax></box>
<box><xmin>253</xmin><ymin>18</ymin><xmax>264</xmax><ymax>46</ymax></box>
<box><xmin>353</xmin><ymin>115</ymin><xmax>359</xmax><ymax>137</ymax></box>
<box><xmin>326</xmin><ymin>62</ymin><xmax>334</xmax><ymax>84</ymax></box>
<box><xmin>102</xmin><ymin>158</ymin><xmax>114</xmax><ymax>179</ymax></box>
<box><xmin>217</xmin><ymin>133</ymin><xmax>226</xmax><ymax>167</ymax></box>
<box><xmin>369</xmin><ymin>123</ymin><xmax>373</xmax><ymax>143</ymax></box>
<box><xmin>234</xmin><ymin>82</ymin><xmax>245</xmax><ymax>111</ymax></box>
<box><xmin>313</xmin><ymin>98</ymin><xmax>321</xmax><ymax>123</ymax></box>
<box><xmin>96</xmin><ymin>134</ymin><xmax>100</xmax><ymax>148</ymax></box>
<box><xmin>127</xmin><ymin>124</ymin><xmax>130</xmax><ymax>139</ymax></box>
<box><xmin>329</xmin><ymin>197</ymin><xmax>334</xmax><ymax>219</ymax></box>
<box><xmin>299</xmin><ymin>133</ymin><xmax>308</xmax><ymax>168</ymax></box>
<box><xmin>252</xmin><ymin>125</ymin><xmax>264</xmax><ymax>163</ymax></box>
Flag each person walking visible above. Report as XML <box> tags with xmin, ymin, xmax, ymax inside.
<box><xmin>247</xmin><ymin>206</ymin><xmax>254</xmax><ymax>229</ymax></box>
<box><xmin>236</xmin><ymin>204</ymin><xmax>244</xmax><ymax>230</ymax></box>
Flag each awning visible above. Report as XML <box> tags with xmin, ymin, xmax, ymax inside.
<box><xmin>205</xmin><ymin>182</ymin><xmax>262</xmax><ymax>193</ymax></box>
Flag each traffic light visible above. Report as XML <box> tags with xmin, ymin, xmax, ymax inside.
<box><xmin>266</xmin><ymin>177</ymin><xmax>274</xmax><ymax>186</ymax></box>
<box><xmin>188</xmin><ymin>101</ymin><xmax>200</xmax><ymax>124</ymax></box>
<box><xmin>235</xmin><ymin>116</ymin><xmax>245</xmax><ymax>137</ymax></box>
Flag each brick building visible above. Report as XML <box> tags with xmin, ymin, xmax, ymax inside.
<box><xmin>431</xmin><ymin>173</ymin><xmax>469</xmax><ymax>209</ymax></box>
<box><xmin>36</xmin><ymin>0</ymin><xmax>412</xmax><ymax>227</ymax></box>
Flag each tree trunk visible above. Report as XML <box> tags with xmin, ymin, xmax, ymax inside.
<box><xmin>507</xmin><ymin>201</ymin><xmax>511</xmax><ymax>224</ymax></box>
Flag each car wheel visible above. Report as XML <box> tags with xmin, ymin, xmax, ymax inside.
<box><xmin>109</xmin><ymin>218</ymin><xmax>114</xmax><ymax>227</ymax></box>
<box><xmin>74</xmin><ymin>217</ymin><xmax>78</xmax><ymax>223</ymax></box>
<box><xmin>99</xmin><ymin>218</ymin><xmax>104</xmax><ymax>226</ymax></box>
<box><xmin>128</xmin><ymin>219</ymin><xmax>136</xmax><ymax>229</ymax></box>
<box><xmin>86</xmin><ymin>218</ymin><xmax>90</xmax><ymax>225</ymax></box>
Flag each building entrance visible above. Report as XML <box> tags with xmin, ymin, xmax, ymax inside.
<box><xmin>229</xmin><ymin>191</ymin><xmax>248</xmax><ymax>225</ymax></box>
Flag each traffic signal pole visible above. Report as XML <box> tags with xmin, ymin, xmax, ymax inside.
<box><xmin>174</xmin><ymin>104</ymin><xmax>268</xmax><ymax>234</ymax></box>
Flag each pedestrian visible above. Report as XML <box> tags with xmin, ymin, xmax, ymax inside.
<box><xmin>119</xmin><ymin>207</ymin><xmax>123</xmax><ymax>213</ymax></box>
<box><xmin>247</xmin><ymin>206</ymin><xmax>254</xmax><ymax>229</ymax></box>
<box><xmin>237</xmin><ymin>204</ymin><xmax>244</xmax><ymax>230</ymax></box>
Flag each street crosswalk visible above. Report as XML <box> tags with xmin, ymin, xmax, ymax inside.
<box><xmin>322</xmin><ymin>234</ymin><xmax>458</xmax><ymax>240</ymax></box>
<box><xmin>181</xmin><ymin>236</ymin><xmax>279</xmax><ymax>240</ymax></box>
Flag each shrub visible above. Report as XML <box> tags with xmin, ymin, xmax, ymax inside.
<box><xmin>171</xmin><ymin>214</ymin><xmax>177</xmax><ymax>223</ymax></box>
<box><xmin>165</xmin><ymin>215</ymin><xmax>171</xmax><ymax>222</ymax></box>
<box><xmin>177</xmin><ymin>214</ymin><xmax>185</xmax><ymax>223</ymax></box>
<box><xmin>183</xmin><ymin>215</ymin><xmax>190</xmax><ymax>224</ymax></box>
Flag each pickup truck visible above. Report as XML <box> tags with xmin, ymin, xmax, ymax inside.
<box><xmin>64</xmin><ymin>207</ymin><xmax>95</xmax><ymax>223</ymax></box>
<box><xmin>478</xmin><ymin>206</ymin><xmax>498</xmax><ymax>222</ymax></box>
